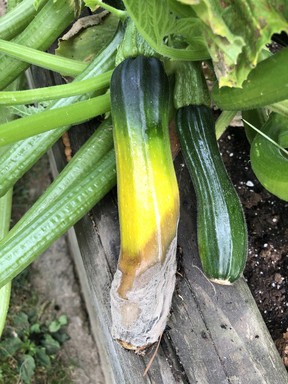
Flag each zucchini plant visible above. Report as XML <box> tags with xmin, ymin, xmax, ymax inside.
<box><xmin>0</xmin><ymin>0</ymin><xmax>287</xmax><ymax>352</ymax></box>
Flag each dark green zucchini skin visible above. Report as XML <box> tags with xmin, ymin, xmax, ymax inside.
<box><xmin>176</xmin><ymin>105</ymin><xmax>248</xmax><ymax>283</ymax></box>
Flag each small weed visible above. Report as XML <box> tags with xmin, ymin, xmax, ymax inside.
<box><xmin>0</xmin><ymin>271</ymin><xmax>71</xmax><ymax>384</ymax></box>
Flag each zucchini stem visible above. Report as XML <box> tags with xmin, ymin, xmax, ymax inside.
<box><xmin>0</xmin><ymin>39</ymin><xmax>87</xmax><ymax>76</ymax></box>
<box><xmin>0</xmin><ymin>150</ymin><xmax>116</xmax><ymax>289</ymax></box>
<box><xmin>89</xmin><ymin>0</ymin><xmax>127</xmax><ymax>20</ymax></box>
<box><xmin>0</xmin><ymin>25</ymin><xmax>124</xmax><ymax>197</ymax></box>
<box><xmin>0</xmin><ymin>0</ymin><xmax>48</xmax><ymax>40</ymax></box>
<box><xmin>173</xmin><ymin>61</ymin><xmax>210</xmax><ymax>109</ymax></box>
<box><xmin>0</xmin><ymin>189</ymin><xmax>12</xmax><ymax>337</ymax></box>
<box><xmin>0</xmin><ymin>70</ymin><xmax>112</xmax><ymax>105</ymax></box>
<box><xmin>7</xmin><ymin>117</ymin><xmax>114</xmax><ymax>239</ymax></box>
<box><xmin>0</xmin><ymin>0</ymin><xmax>75</xmax><ymax>90</ymax></box>
<box><xmin>215</xmin><ymin>110</ymin><xmax>237</xmax><ymax>139</ymax></box>
<box><xmin>0</xmin><ymin>93</ymin><xmax>111</xmax><ymax>146</ymax></box>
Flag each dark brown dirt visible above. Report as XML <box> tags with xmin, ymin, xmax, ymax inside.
<box><xmin>219</xmin><ymin>126</ymin><xmax>288</xmax><ymax>368</ymax></box>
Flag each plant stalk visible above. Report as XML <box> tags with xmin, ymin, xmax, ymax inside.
<box><xmin>0</xmin><ymin>0</ymin><xmax>48</xmax><ymax>40</ymax></box>
<box><xmin>0</xmin><ymin>70</ymin><xmax>112</xmax><ymax>105</ymax></box>
<box><xmin>0</xmin><ymin>0</ymin><xmax>76</xmax><ymax>90</ymax></box>
<box><xmin>0</xmin><ymin>189</ymin><xmax>12</xmax><ymax>337</ymax></box>
<box><xmin>0</xmin><ymin>26</ymin><xmax>124</xmax><ymax>197</ymax></box>
<box><xmin>0</xmin><ymin>38</ymin><xmax>87</xmax><ymax>77</ymax></box>
<box><xmin>0</xmin><ymin>93</ymin><xmax>111</xmax><ymax>146</ymax></box>
<box><xmin>0</xmin><ymin>150</ymin><xmax>116</xmax><ymax>289</ymax></box>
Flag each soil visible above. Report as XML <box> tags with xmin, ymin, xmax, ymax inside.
<box><xmin>219</xmin><ymin>126</ymin><xmax>288</xmax><ymax>368</ymax></box>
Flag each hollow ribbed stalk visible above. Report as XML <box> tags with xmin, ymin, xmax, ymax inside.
<box><xmin>0</xmin><ymin>189</ymin><xmax>12</xmax><ymax>337</ymax></box>
<box><xmin>0</xmin><ymin>78</ymin><xmax>19</xmax><ymax>337</ymax></box>
<box><xmin>8</xmin><ymin>117</ymin><xmax>114</xmax><ymax>239</ymax></box>
<box><xmin>0</xmin><ymin>93</ymin><xmax>111</xmax><ymax>145</ymax></box>
<box><xmin>0</xmin><ymin>150</ymin><xmax>116</xmax><ymax>289</ymax></box>
<box><xmin>0</xmin><ymin>0</ymin><xmax>48</xmax><ymax>40</ymax></box>
<box><xmin>0</xmin><ymin>39</ymin><xmax>87</xmax><ymax>76</ymax></box>
<box><xmin>0</xmin><ymin>0</ymin><xmax>75</xmax><ymax>90</ymax></box>
<box><xmin>0</xmin><ymin>26</ymin><xmax>124</xmax><ymax>197</ymax></box>
<box><xmin>215</xmin><ymin>110</ymin><xmax>237</xmax><ymax>139</ymax></box>
<box><xmin>0</xmin><ymin>70</ymin><xmax>112</xmax><ymax>105</ymax></box>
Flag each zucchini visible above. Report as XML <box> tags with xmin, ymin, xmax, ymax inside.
<box><xmin>176</xmin><ymin>105</ymin><xmax>248</xmax><ymax>284</ymax></box>
<box><xmin>250</xmin><ymin>112</ymin><xmax>288</xmax><ymax>201</ymax></box>
<box><xmin>110</xmin><ymin>56</ymin><xmax>180</xmax><ymax>349</ymax></box>
<box><xmin>212</xmin><ymin>47</ymin><xmax>288</xmax><ymax>110</ymax></box>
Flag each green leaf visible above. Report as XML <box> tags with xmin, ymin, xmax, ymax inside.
<box><xmin>123</xmin><ymin>0</ymin><xmax>209</xmax><ymax>60</ymax></box>
<box><xmin>19</xmin><ymin>354</ymin><xmax>36</xmax><ymax>384</ymax></box>
<box><xmin>48</xmin><ymin>315</ymin><xmax>68</xmax><ymax>333</ymax></box>
<box><xmin>30</xmin><ymin>323</ymin><xmax>41</xmax><ymax>334</ymax></box>
<box><xmin>41</xmin><ymin>334</ymin><xmax>61</xmax><ymax>355</ymax></box>
<box><xmin>35</xmin><ymin>347</ymin><xmax>51</xmax><ymax>367</ymax></box>
<box><xmin>0</xmin><ymin>336</ymin><xmax>23</xmax><ymax>357</ymax></box>
<box><xmin>13</xmin><ymin>312</ymin><xmax>30</xmax><ymax>333</ymax></box>
<box><xmin>185</xmin><ymin>0</ymin><xmax>288</xmax><ymax>87</ymax></box>
<box><xmin>52</xmin><ymin>331</ymin><xmax>70</xmax><ymax>344</ymax></box>
<box><xmin>58</xmin><ymin>315</ymin><xmax>68</xmax><ymax>326</ymax></box>
<box><xmin>48</xmin><ymin>320</ymin><xmax>62</xmax><ymax>333</ymax></box>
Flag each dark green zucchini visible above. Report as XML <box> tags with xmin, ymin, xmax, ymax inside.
<box><xmin>176</xmin><ymin>105</ymin><xmax>248</xmax><ymax>284</ymax></box>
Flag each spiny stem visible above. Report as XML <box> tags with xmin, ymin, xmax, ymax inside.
<box><xmin>0</xmin><ymin>70</ymin><xmax>112</xmax><ymax>105</ymax></box>
<box><xmin>90</xmin><ymin>0</ymin><xmax>127</xmax><ymax>20</ymax></box>
<box><xmin>0</xmin><ymin>188</ymin><xmax>12</xmax><ymax>337</ymax></box>
<box><xmin>215</xmin><ymin>110</ymin><xmax>237</xmax><ymax>139</ymax></box>
<box><xmin>0</xmin><ymin>39</ymin><xmax>87</xmax><ymax>76</ymax></box>
<box><xmin>0</xmin><ymin>151</ymin><xmax>116</xmax><ymax>289</ymax></box>
<box><xmin>0</xmin><ymin>93</ymin><xmax>111</xmax><ymax>146</ymax></box>
<box><xmin>0</xmin><ymin>0</ymin><xmax>75</xmax><ymax>90</ymax></box>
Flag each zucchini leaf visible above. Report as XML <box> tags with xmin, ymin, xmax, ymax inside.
<box><xmin>177</xmin><ymin>0</ymin><xmax>288</xmax><ymax>87</ymax></box>
<box><xmin>123</xmin><ymin>0</ymin><xmax>209</xmax><ymax>60</ymax></box>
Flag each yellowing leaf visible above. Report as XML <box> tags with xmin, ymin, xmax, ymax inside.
<box><xmin>189</xmin><ymin>0</ymin><xmax>288</xmax><ymax>87</ymax></box>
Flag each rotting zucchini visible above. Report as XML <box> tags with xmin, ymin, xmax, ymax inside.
<box><xmin>250</xmin><ymin>112</ymin><xmax>288</xmax><ymax>201</ymax></box>
<box><xmin>110</xmin><ymin>56</ymin><xmax>180</xmax><ymax>350</ymax></box>
<box><xmin>176</xmin><ymin>105</ymin><xmax>248</xmax><ymax>284</ymax></box>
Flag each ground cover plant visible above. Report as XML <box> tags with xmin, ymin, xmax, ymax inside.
<box><xmin>0</xmin><ymin>0</ymin><xmax>287</xmax><ymax>366</ymax></box>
